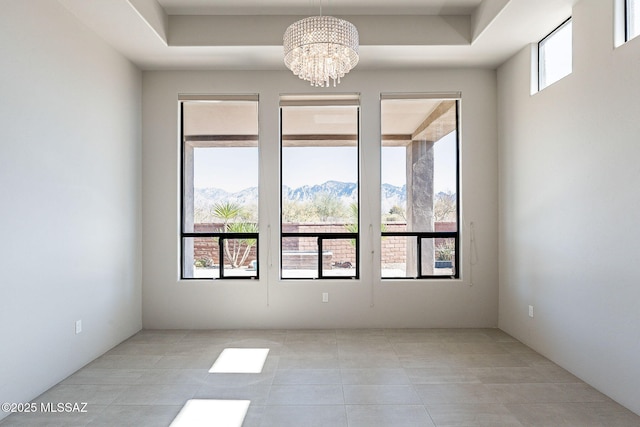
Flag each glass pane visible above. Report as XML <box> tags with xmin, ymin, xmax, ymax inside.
<box><xmin>381</xmin><ymin>99</ymin><xmax>458</xmax><ymax>233</ymax></box>
<box><xmin>281</xmin><ymin>105</ymin><xmax>358</xmax><ymax>227</ymax></box>
<box><xmin>184</xmin><ymin>237</ymin><xmax>220</xmax><ymax>279</ymax></box>
<box><xmin>190</xmin><ymin>147</ymin><xmax>259</xmax><ymax>230</ymax></box>
<box><xmin>381</xmin><ymin>235</ymin><xmax>414</xmax><ymax>278</ymax></box>
<box><xmin>182</xmin><ymin>100</ymin><xmax>258</xmax><ymax>233</ymax></box>
<box><xmin>321</xmin><ymin>238</ymin><xmax>357</xmax><ymax>278</ymax></box>
<box><xmin>421</xmin><ymin>237</ymin><xmax>456</xmax><ymax>277</ymax></box>
<box><xmin>629</xmin><ymin>0</ymin><xmax>640</xmax><ymax>40</ymax></box>
<box><xmin>282</xmin><ymin>236</ymin><xmax>319</xmax><ymax>279</ymax></box>
<box><xmin>539</xmin><ymin>19</ymin><xmax>572</xmax><ymax>89</ymax></box>
<box><xmin>381</xmin><ymin>146</ymin><xmax>407</xmax><ymax>224</ymax></box>
<box><xmin>433</xmin><ymin>133</ymin><xmax>458</xmax><ymax>231</ymax></box>
<box><xmin>221</xmin><ymin>238</ymin><xmax>258</xmax><ymax>278</ymax></box>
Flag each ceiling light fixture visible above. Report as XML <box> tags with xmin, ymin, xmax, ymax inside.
<box><xmin>283</xmin><ymin>7</ymin><xmax>359</xmax><ymax>87</ymax></box>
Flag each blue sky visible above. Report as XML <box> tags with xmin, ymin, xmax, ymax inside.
<box><xmin>194</xmin><ymin>131</ymin><xmax>457</xmax><ymax>193</ymax></box>
<box><xmin>382</xmin><ymin>131</ymin><xmax>457</xmax><ymax>193</ymax></box>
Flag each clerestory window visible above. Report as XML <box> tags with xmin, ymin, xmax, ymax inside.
<box><xmin>538</xmin><ymin>18</ymin><xmax>573</xmax><ymax>91</ymax></box>
<box><xmin>628</xmin><ymin>0</ymin><xmax>640</xmax><ymax>40</ymax></box>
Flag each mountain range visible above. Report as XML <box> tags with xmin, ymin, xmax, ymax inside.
<box><xmin>194</xmin><ymin>180</ymin><xmax>407</xmax><ymax>212</ymax></box>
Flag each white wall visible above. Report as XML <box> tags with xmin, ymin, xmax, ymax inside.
<box><xmin>142</xmin><ymin>68</ymin><xmax>499</xmax><ymax>329</ymax></box>
<box><xmin>498</xmin><ymin>0</ymin><xmax>640</xmax><ymax>415</ymax></box>
<box><xmin>0</xmin><ymin>1</ymin><xmax>142</xmax><ymax>417</ymax></box>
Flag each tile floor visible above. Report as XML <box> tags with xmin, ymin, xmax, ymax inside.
<box><xmin>1</xmin><ymin>329</ymin><xmax>639</xmax><ymax>426</ymax></box>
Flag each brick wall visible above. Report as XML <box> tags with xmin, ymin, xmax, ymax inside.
<box><xmin>283</xmin><ymin>223</ymin><xmax>356</xmax><ymax>267</ymax></box>
<box><xmin>382</xmin><ymin>223</ymin><xmax>407</xmax><ymax>264</ymax></box>
<box><xmin>191</xmin><ymin>221</ymin><xmax>456</xmax><ymax>269</ymax></box>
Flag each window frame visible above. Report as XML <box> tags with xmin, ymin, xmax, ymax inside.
<box><xmin>179</xmin><ymin>95</ymin><xmax>260</xmax><ymax>281</ymax></box>
<box><xmin>279</xmin><ymin>96</ymin><xmax>361</xmax><ymax>280</ymax></box>
<box><xmin>626</xmin><ymin>0</ymin><xmax>639</xmax><ymax>41</ymax></box>
<box><xmin>380</xmin><ymin>95</ymin><xmax>461</xmax><ymax>280</ymax></box>
<box><xmin>538</xmin><ymin>17</ymin><xmax>573</xmax><ymax>92</ymax></box>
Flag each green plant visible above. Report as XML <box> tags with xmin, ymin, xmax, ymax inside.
<box><xmin>282</xmin><ymin>199</ymin><xmax>316</xmax><ymax>223</ymax></box>
<box><xmin>225</xmin><ymin>222</ymin><xmax>258</xmax><ymax>268</ymax></box>
<box><xmin>434</xmin><ymin>191</ymin><xmax>457</xmax><ymax>222</ymax></box>
<box><xmin>383</xmin><ymin>204</ymin><xmax>406</xmax><ymax>222</ymax></box>
<box><xmin>212</xmin><ymin>201</ymin><xmax>243</xmax><ymax>228</ymax></box>
<box><xmin>194</xmin><ymin>258</ymin><xmax>213</xmax><ymax>268</ymax></box>
<box><xmin>212</xmin><ymin>201</ymin><xmax>258</xmax><ymax>268</ymax></box>
<box><xmin>435</xmin><ymin>240</ymin><xmax>455</xmax><ymax>261</ymax></box>
<box><xmin>311</xmin><ymin>192</ymin><xmax>348</xmax><ymax>222</ymax></box>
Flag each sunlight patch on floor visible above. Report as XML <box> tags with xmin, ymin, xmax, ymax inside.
<box><xmin>209</xmin><ymin>348</ymin><xmax>269</xmax><ymax>373</ymax></box>
<box><xmin>170</xmin><ymin>399</ymin><xmax>250</xmax><ymax>427</ymax></box>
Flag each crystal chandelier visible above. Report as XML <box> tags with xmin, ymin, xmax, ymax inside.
<box><xmin>283</xmin><ymin>15</ymin><xmax>359</xmax><ymax>87</ymax></box>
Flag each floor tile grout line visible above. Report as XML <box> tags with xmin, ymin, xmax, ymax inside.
<box><xmin>3</xmin><ymin>329</ymin><xmax>639</xmax><ymax>426</ymax></box>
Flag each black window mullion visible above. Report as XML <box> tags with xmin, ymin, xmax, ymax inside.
<box><xmin>183</xmin><ymin>232</ymin><xmax>259</xmax><ymax>239</ymax></box>
<box><xmin>318</xmin><ymin>237</ymin><xmax>324</xmax><ymax>279</ymax></box>
<box><xmin>356</xmin><ymin>106</ymin><xmax>361</xmax><ymax>280</ymax></box>
<box><xmin>455</xmin><ymin>100</ymin><xmax>461</xmax><ymax>279</ymax></box>
<box><xmin>218</xmin><ymin>237</ymin><xmax>225</xmax><ymax>279</ymax></box>
<box><xmin>355</xmin><ymin>231</ymin><xmax>360</xmax><ymax>279</ymax></box>
<box><xmin>381</xmin><ymin>232</ymin><xmax>457</xmax><ymax>239</ymax></box>
<box><xmin>249</xmin><ymin>235</ymin><xmax>260</xmax><ymax>280</ymax></box>
<box><xmin>454</xmin><ymin>236</ymin><xmax>458</xmax><ymax>277</ymax></box>
<box><xmin>179</xmin><ymin>103</ymin><xmax>185</xmax><ymax>278</ymax></box>
<box><xmin>417</xmin><ymin>236</ymin><xmax>423</xmax><ymax>278</ymax></box>
<box><xmin>282</xmin><ymin>232</ymin><xmax>357</xmax><ymax>239</ymax></box>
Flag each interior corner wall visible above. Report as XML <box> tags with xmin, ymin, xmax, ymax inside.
<box><xmin>142</xmin><ymin>68</ymin><xmax>499</xmax><ymax>329</ymax></box>
<box><xmin>0</xmin><ymin>1</ymin><xmax>142</xmax><ymax>417</ymax></box>
<box><xmin>497</xmin><ymin>0</ymin><xmax>640</xmax><ymax>415</ymax></box>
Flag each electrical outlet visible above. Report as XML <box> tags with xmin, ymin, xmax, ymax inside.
<box><xmin>75</xmin><ymin>320</ymin><xmax>82</xmax><ymax>334</ymax></box>
<box><xmin>528</xmin><ymin>305</ymin><xmax>534</xmax><ymax>318</ymax></box>
<box><xmin>322</xmin><ymin>292</ymin><xmax>329</xmax><ymax>303</ymax></box>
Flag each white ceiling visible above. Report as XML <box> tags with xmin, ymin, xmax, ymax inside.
<box><xmin>58</xmin><ymin>0</ymin><xmax>578</xmax><ymax>71</ymax></box>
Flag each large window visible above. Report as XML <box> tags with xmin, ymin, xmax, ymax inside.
<box><xmin>380</xmin><ymin>95</ymin><xmax>460</xmax><ymax>279</ymax></box>
<box><xmin>538</xmin><ymin>18</ymin><xmax>573</xmax><ymax>91</ymax></box>
<box><xmin>280</xmin><ymin>95</ymin><xmax>360</xmax><ymax>279</ymax></box>
<box><xmin>628</xmin><ymin>0</ymin><xmax>640</xmax><ymax>40</ymax></box>
<box><xmin>180</xmin><ymin>95</ymin><xmax>259</xmax><ymax>280</ymax></box>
